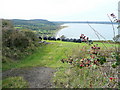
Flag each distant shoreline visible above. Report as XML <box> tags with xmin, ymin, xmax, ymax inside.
<box><xmin>53</xmin><ymin>21</ymin><xmax>118</xmax><ymax>25</ymax></box>
<box><xmin>55</xmin><ymin>25</ymin><xmax>68</xmax><ymax>38</ymax></box>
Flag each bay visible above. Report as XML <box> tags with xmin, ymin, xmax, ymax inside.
<box><xmin>56</xmin><ymin>23</ymin><xmax>118</xmax><ymax>40</ymax></box>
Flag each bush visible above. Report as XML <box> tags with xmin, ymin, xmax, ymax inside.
<box><xmin>2</xmin><ymin>19</ymin><xmax>41</xmax><ymax>62</ymax></box>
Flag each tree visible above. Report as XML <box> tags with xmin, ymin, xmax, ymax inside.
<box><xmin>60</xmin><ymin>35</ymin><xmax>66</xmax><ymax>39</ymax></box>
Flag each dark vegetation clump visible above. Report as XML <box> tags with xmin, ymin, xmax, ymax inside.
<box><xmin>2</xmin><ymin>19</ymin><xmax>42</xmax><ymax>63</ymax></box>
<box><xmin>42</xmin><ymin>36</ymin><xmax>93</xmax><ymax>44</ymax></box>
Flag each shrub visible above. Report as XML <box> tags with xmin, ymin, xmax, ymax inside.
<box><xmin>2</xmin><ymin>19</ymin><xmax>41</xmax><ymax>62</ymax></box>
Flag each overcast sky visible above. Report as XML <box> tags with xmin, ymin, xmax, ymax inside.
<box><xmin>0</xmin><ymin>0</ymin><xmax>119</xmax><ymax>21</ymax></box>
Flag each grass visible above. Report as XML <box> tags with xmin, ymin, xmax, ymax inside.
<box><xmin>14</xmin><ymin>27</ymin><xmax>23</xmax><ymax>29</ymax></box>
<box><xmin>2</xmin><ymin>40</ymin><xmax>117</xmax><ymax>69</ymax></box>
<box><xmin>2</xmin><ymin>76</ymin><xmax>28</xmax><ymax>88</ymax></box>
<box><xmin>3</xmin><ymin>41</ymin><xmax>90</xmax><ymax>71</ymax></box>
<box><xmin>2</xmin><ymin>40</ymin><xmax>119</xmax><ymax>88</ymax></box>
<box><xmin>52</xmin><ymin>66</ymin><xmax>108</xmax><ymax>88</ymax></box>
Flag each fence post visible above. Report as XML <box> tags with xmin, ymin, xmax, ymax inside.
<box><xmin>0</xmin><ymin>19</ymin><xmax>2</xmax><ymax>90</ymax></box>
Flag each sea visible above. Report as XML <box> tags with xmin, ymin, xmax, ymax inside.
<box><xmin>56</xmin><ymin>23</ymin><xmax>118</xmax><ymax>40</ymax></box>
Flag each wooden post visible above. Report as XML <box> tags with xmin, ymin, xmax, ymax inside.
<box><xmin>118</xmin><ymin>1</ymin><xmax>120</xmax><ymax>42</ymax></box>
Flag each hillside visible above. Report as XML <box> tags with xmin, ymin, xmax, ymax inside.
<box><xmin>12</xmin><ymin>19</ymin><xmax>60</xmax><ymax>30</ymax></box>
<box><xmin>11</xmin><ymin>19</ymin><xmax>61</xmax><ymax>36</ymax></box>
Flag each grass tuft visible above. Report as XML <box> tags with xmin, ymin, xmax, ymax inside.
<box><xmin>2</xmin><ymin>76</ymin><xmax>28</xmax><ymax>88</ymax></box>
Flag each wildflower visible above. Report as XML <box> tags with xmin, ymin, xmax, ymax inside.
<box><xmin>80</xmin><ymin>64</ymin><xmax>84</xmax><ymax>67</ymax></box>
<box><xmin>90</xmin><ymin>65</ymin><xmax>92</xmax><ymax>67</ymax></box>
<box><xmin>92</xmin><ymin>46</ymin><xmax>96</xmax><ymax>49</ymax></box>
<box><xmin>94</xmin><ymin>60</ymin><xmax>97</xmax><ymax>63</ymax></box>
<box><xmin>90</xmin><ymin>55</ymin><xmax>93</xmax><ymax>58</ymax></box>
<box><xmin>109</xmin><ymin>77</ymin><xmax>119</xmax><ymax>82</ymax></box>
<box><xmin>109</xmin><ymin>77</ymin><xmax>115</xmax><ymax>82</ymax></box>
<box><xmin>116</xmin><ymin>19</ymin><xmax>120</xmax><ymax>23</ymax></box>
<box><xmin>110</xmin><ymin>13</ymin><xmax>116</xmax><ymax>18</ymax></box>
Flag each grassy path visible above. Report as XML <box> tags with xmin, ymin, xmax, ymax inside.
<box><xmin>3</xmin><ymin>41</ymin><xmax>73</xmax><ymax>71</ymax></box>
<box><xmin>3</xmin><ymin>41</ymin><xmax>116</xmax><ymax>71</ymax></box>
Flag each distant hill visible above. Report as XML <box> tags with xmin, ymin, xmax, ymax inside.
<box><xmin>12</xmin><ymin>19</ymin><xmax>56</xmax><ymax>25</ymax></box>
<box><xmin>11</xmin><ymin>19</ymin><xmax>60</xmax><ymax>31</ymax></box>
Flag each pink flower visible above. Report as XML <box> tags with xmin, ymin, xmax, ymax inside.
<box><xmin>92</xmin><ymin>57</ymin><xmax>95</xmax><ymax>59</ymax></box>
<box><xmin>90</xmin><ymin>65</ymin><xmax>92</xmax><ymax>67</ymax></box>
<box><xmin>80</xmin><ymin>64</ymin><xmax>84</xmax><ymax>67</ymax></box>
<box><xmin>109</xmin><ymin>77</ymin><xmax>118</xmax><ymax>80</ymax></box>
<box><xmin>109</xmin><ymin>77</ymin><xmax>118</xmax><ymax>81</ymax></box>
<box><xmin>91</xmin><ymin>47</ymin><xmax>96</xmax><ymax>49</ymax></box>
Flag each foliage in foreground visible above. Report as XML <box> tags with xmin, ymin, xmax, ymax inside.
<box><xmin>2</xmin><ymin>77</ymin><xmax>28</xmax><ymax>88</ymax></box>
<box><xmin>53</xmin><ymin>64</ymin><xmax>119</xmax><ymax>88</ymax></box>
<box><xmin>52</xmin><ymin>42</ymin><xmax>119</xmax><ymax>88</ymax></box>
<box><xmin>53</xmin><ymin>66</ymin><xmax>108</xmax><ymax>88</ymax></box>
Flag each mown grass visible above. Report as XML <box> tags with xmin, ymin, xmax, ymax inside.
<box><xmin>2</xmin><ymin>40</ymin><xmax>118</xmax><ymax>88</ymax></box>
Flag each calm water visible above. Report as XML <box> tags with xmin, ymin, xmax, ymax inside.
<box><xmin>56</xmin><ymin>23</ymin><xmax>118</xmax><ymax>40</ymax></box>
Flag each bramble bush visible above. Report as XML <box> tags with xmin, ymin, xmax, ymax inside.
<box><xmin>60</xmin><ymin>44</ymin><xmax>106</xmax><ymax>68</ymax></box>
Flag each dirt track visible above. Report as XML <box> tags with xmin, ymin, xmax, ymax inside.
<box><xmin>2</xmin><ymin>67</ymin><xmax>56</xmax><ymax>88</ymax></box>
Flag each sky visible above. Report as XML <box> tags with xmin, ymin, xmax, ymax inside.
<box><xmin>0</xmin><ymin>0</ymin><xmax>119</xmax><ymax>21</ymax></box>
